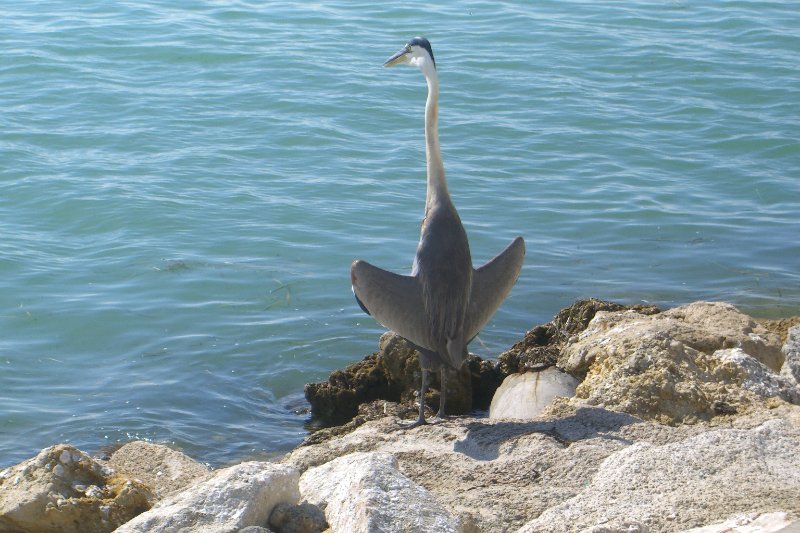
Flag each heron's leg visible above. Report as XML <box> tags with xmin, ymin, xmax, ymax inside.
<box><xmin>432</xmin><ymin>367</ymin><xmax>447</xmax><ymax>422</ymax></box>
<box><xmin>399</xmin><ymin>367</ymin><xmax>428</xmax><ymax>429</ymax></box>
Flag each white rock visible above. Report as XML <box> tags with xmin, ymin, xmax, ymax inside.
<box><xmin>679</xmin><ymin>511</ymin><xmax>797</xmax><ymax>532</ymax></box>
<box><xmin>85</xmin><ymin>485</ymin><xmax>104</xmax><ymax>499</ymax></box>
<box><xmin>299</xmin><ymin>451</ymin><xmax>462</xmax><ymax>533</ymax></box>
<box><xmin>714</xmin><ymin>348</ymin><xmax>800</xmax><ymax>404</ymax></box>
<box><xmin>115</xmin><ymin>461</ymin><xmax>299</xmax><ymax>533</ymax></box>
<box><xmin>517</xmin><ymin>418</ymin><xmax>800</xmax><ymax>533</ymax></box>
<box><xmin>489</xmin><ymin>368</ymin><xmax>578</xmax><ymax>420</ymax></box>
<box><xmin>781</xmin><ymin>326</ymin><xmax>800</xmax><ymax>385</ymax></box>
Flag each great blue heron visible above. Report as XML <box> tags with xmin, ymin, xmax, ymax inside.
<box><xmin>351</xmin><ymin>37</ymin><xmax>525</xmax><ymax>427</ymax></box>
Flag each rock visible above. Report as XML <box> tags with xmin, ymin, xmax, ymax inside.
<box><xmin>304</xmin><ymin>300</ymin><xmax>659</xmax><ymax>430</ymax></box>
<box><xmin>517</xmin><ymin>416</ymin><xmax>800</xmax><ymax>532</ymax></box>
<box><xmin>285</xmin><ymin>400</ymin><xmax>800</xmax><ymax>532</ymax></box>
<box><xmin>300</xmin><ymin>400</ymin><xmax>425</xmax><ymax>446</ymax></box>
<box><xmin>679</xmin><ymin>512</ymin><xmax>798</xmax><ymax>532</ymax></box>
<box><xmin>0</xmin><ymin>444</ymin><xmax>151</xmax><ymax>533</ymax></box>
<box><xmin>382</xmin><ymin>332</ymin><xmax>476</xmax><ymax>415</ymax></box>
<box><xmin>304</xmin><ymin>352</ymin><xmax>391</xmax><ymax>426</ymax></box>
<box><xmin>465</xmin><ymin>354</ymin><xmax>503</xmax><ymax>409</ymax></box>
<box><xmin>662</xmin><ymin>302</ymin><xmax>784</xmax><ymax>371</ymax></box>
<box><xmin>298</xmin><ymin>451</ymin><xmax>462</xmax><ymax>533</ymax></box>
<box><xmin>114</xmin><ymin>461</ymin><xmax>299</xmax><ymax>533</ymax></box>
<box><xmin>238</xmin><ymin>527</ymin><xmax>274</xmax><ymax>533</ymax></box>
<box><xmin>106</xmin><ymin>441</ymin><xmax>211</xmax><ymax>500</ymax></box>
<box><xmin>489</xmin><ymin>368</ymin><xmax>579</xmax><ymax>419</ymax></box>
<box><xmin>781</xmin><ymin>325</ymin><xmax>800</xmax><ymax>384</ymax></box>
<box><xmin>562</xmin><ymin>301</ymin><xmax>782</xmax><ymax>376</ymax></box>
<box><xmin>305</xmin><ymin>332</ymin><xmax>477</xmax><ymax>428</ymax></box>
<box><xmin>713</xmin><ymin>348</ymin><xmax>800</xmax><ymax>404</ymax></box>
<box><xmin>498</xmin><ymin>298</ymin><xmax>661</xmax><ymax>375</ymax></box>
<box><xmin>269</xmin><ymin>501</ymin><xmax>327</xmax><ymax>533</ymax></box>
<box><xmin>559</xmin><ymin>301</ymin><xmax>791</xmax><ymax>424</ymax></box>
<box><xmin>759</xmin><ymin>316</ymin><xmax>800</xmax><ymax>344</ymax></box>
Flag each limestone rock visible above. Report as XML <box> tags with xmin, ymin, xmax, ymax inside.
<box><xmin>560</xmin><ymin>301</ymin><xmax>791</xmax><ymax>424</ymax></box>
<box><xmin>286</xmin><ymin>407</ymin><xmax>647</xmax><ymax>531</ymax></box>
<box><xmin>662</xmin><ymin>302</ymin><xmax>784</xmax><ymax>370</ymax></box>
<box><xmin>498</xmin><ymin>298</ymin><xmax>661</xmax><ymax>375</ymax></box>
<box><xmin>114</xmin><ymin>461</ymin><xmax>299</xmax><ymax>533</ymax></box>
<box><xmin>679</xmin><ymin>512</ymin><xmax>798</xmax><ymax>532</ymax></box>
<box><xmin>0</xmin><ymin>444</ymin><xmax>151</xmax><ymax>533</ymax></box>
<box><xmin>781</xmin><ymin>325</ymin><xmax>800</xmax><ymax>385</ymax></box>
<box><xmin>106</xmin><ymin>441</ymin><xmax>211</xmax><ymax>500</ymax></box>
<box><xmin>299</xmin><ymin>451</ymin><xmax>462</xmax><ymax>533</ymax></box>
<box><xmin>713</xmin><ymin>348</ymin><xmax>800</xmax><ymax>404</ymax></box>
<box><xmin>517</xmin><ymin>416</ymin><xmax>800</xmax><ymax>532</ymax></box>
<box><xmin>304</xmin><ymin>300</ymin><xmax>658</xmax><ymax>430</ymax></box>
<box><xmin>285</xmin><ymin>401</ymin><xmax>800</xmax><ymax>532</ymax></box>
<box><xmin>489</xmin><ymin>368</ymin><xmax>579</xmax><ymax>419</ymax></box>
<box><xmin>300</xmin><ymin>399</ymin><xmax>426</xmax><ymax>447</ymax></box>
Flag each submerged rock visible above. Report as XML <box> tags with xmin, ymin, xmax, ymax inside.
<box><xmin>0</xmin><ymin>444</ymin><xmax>151</xmax><ymax>533</ymax></box>
<box><xmin>489</xmin><ymin>368</ymin><xmax>579</xmax><ymax>420</ymax></box>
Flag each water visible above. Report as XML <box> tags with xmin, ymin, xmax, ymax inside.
<box><xmin>1</xmin><ymin>0</ymin><xmax>798</xmax><ymax>468</ymax></box>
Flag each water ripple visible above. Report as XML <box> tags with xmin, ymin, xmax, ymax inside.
<box><xmin>1</xmin><ymin>0</ymin><xmax>799</xmax><ymax>467</ymax></box>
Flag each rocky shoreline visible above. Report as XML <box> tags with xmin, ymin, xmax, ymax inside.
<box><xmin>2</xmin><ymin>300</ymin><xmax>800</xmax><ymax>532</ymax></box>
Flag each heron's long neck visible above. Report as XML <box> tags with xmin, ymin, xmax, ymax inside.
<box><xmin>424</xmin><ymin>70</ymin><xmax>449</xmax><ymax>209</ymax></box>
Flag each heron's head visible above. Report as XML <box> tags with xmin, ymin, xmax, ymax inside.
<box><xmin>383</xmin><ymin>36</ymin><xmax>436</xmax><ymax>72</ymax></box>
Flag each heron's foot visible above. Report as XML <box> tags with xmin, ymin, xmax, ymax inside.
<box><xmin>398</xmin><ymin>415</ymin><xmax>427</xmax><ymax>429</ymax></box>
<box><xmin>430</xmin><ymin>412</ymin><xmax>447</xmax><ymax>424</ymax></box>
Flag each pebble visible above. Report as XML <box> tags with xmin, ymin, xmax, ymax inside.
<box><xmin>86</xmin><ymin>485</ymin><xmax>105</xmax><ymax>499</ymax></box>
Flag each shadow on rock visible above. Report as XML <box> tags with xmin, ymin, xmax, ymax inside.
<box><xmin>453</xmin><ymin>407</ymin><xmax>640</xmax><ymax>461</ymax></box>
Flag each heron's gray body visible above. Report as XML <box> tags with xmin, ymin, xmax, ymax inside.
<box><xmin>351</xmin><ymin>37</ymin><xmax>524</xmax><ymax>426</ymax></box>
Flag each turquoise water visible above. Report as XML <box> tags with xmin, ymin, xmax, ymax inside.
<box><xmin>2</xmin><ymin>1</ymin><xmax>798</xmax><ymax>468</ymax></box>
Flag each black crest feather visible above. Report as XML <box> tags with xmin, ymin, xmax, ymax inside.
<box><xmin>407</xmin><ymin>36</ymin><xmax>435</xmax><ymax>68</ymax></box>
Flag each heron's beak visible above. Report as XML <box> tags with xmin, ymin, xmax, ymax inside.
<box><xmin>383</xmin><ymin>47</ymin><xmax>409</xmax><ymax>68</ymax></box>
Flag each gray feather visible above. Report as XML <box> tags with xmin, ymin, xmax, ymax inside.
<box><xmin>465</xmin><ymin>236</ymin><xmax>525</xmax><ymax>342</ymax></box>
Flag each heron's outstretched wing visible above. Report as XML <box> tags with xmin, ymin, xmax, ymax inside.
<box><xmin>464</xmin><ymin>236</ymin><xmax>525</xmax><ymax>342</ymax></box>
<box><xmin>351</xmin><ymin>260</ymin><xmax>430</xmax><ymax>349</ymax></box>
